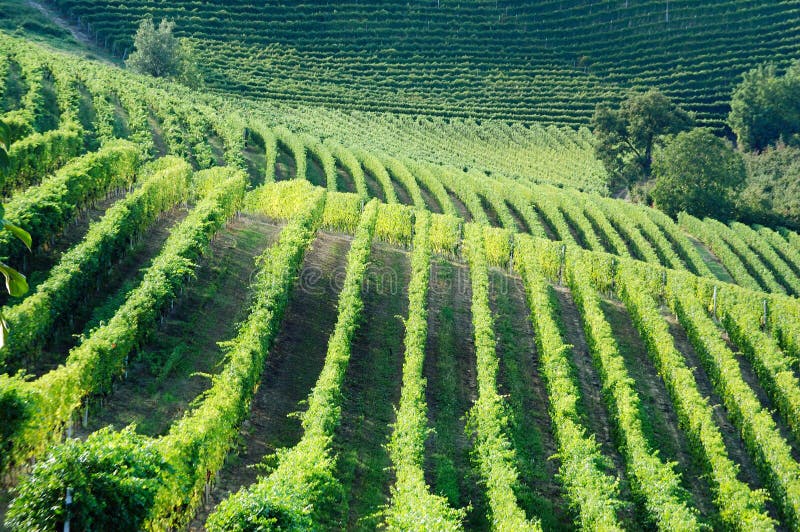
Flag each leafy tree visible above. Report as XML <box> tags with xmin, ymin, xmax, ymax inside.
<box><xmin>5</xmin><ymin>427</ymin><xmax>167</xmax><ymax>532</ymax></box>
<box><xmin>592</xmin><ymin>88</ymin><xmax>693</xmax><ymax>191</ymax></box>
<box><xmin>738</xmin><ymin>144</ymin><xmax>800</xmax><ymax>230</ymax></box>
<box><xmin>728</xmin><ymin>61</ymin><xmax>800</xmax><ymax>152</ymax></box>
<box><xmin>651</xmin><ymin>128</ymin><xmax>746</xmax><ymax>220</ymax></box>
<box><xmin>125</xmin><ymin>18</ymin><xmax>201</xmax><ymax>87</ymax></box>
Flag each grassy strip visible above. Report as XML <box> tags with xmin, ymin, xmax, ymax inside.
<box><xmin>463</xmin><ymin>223</ymin><xmax>541</xmax><ymax>531</ymax></box>
<box><xmin>206</xmin><ymin>200</ymin><xmax>380</xmax><ymax>530</ymax></box>
<box><xmin>513</xmin><ymin>234</ymin><xmax>623</xmax><ymax>530</ymax></box>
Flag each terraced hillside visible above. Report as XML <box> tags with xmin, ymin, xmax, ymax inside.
<box><xmin>3</xmin><ymin>29</ymin><xmax>800</xmax><ymax>532</ymax></box>
<box><xmin>35</xmin><ymin>0</ymin><xmax>800</xmax><ymax>127</ymax></box>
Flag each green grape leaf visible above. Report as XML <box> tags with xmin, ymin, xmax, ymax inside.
<box><xmin>2</xmin><ymin>219</ymin><xmax>31</xmax><ymax>250</ymax></box>
<box><xmin>0</xmin><ymin>262</ymin><xmax>28</xmax><ymax>297</ymax></box>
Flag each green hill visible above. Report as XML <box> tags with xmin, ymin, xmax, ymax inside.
<box><xmin>33</xmin><ymin>0</ymin><xmax>800</xmax><ymax>127</ymax></box>
<box><xmin>1</xmin><ymin>8</ymin><xmax>800</xmax><ymax>530</ymax></box>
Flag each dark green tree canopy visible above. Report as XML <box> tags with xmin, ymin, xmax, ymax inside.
<box><xmin>592</xmin><ymin>88</ymin><xmax>693</xmax><ymax>190</ymax></box>
<box><xmin>728</xmin><ymin>61</ymin><xmax>800</xmax><ymax>152</ymax></box>
<box><xmin>651</xmin><ymin>128</ymin><xmax>746</xmax><ymax>220</ymax></box>
<box><xmin>125</xmin><ymin>18</ymin><xmax>200</xmax><ymax>86</ymax></box>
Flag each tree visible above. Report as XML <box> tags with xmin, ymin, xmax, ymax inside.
<box><xmin>592</xmin><ymin>88</ymin><xmax>693</xmax><ymax>191</ymax></box>
<box><xmin>728</xmin><ymin>61</ymin><xmax>800</xmax><ymax>152</ymax></box>
<box><xmin>651</xmin><ymin>128</ymin><xmax>746</xmax><ymax>220</ymax></box>
<box><xmin>125</xmin><ymin>18</ymin><xmax>201</xmax><ymax>87</ymax></box>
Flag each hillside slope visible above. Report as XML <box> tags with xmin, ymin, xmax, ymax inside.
<box><xmin>36</xmin><ymin>0</ymin><xmax>800</xmax><ymax>127</ymax></box>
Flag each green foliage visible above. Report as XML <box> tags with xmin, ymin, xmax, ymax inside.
<box><xmin>375</xmin><ymin>202</ymin><xmax>413</xmax><ymax>246</ymax></box>
<box><xmin>384</xmin><ymin>209</ymin><xmax>464</xmax><ymax>531</ymax></box>
<box><xmin>0</xmin><ymin>140</ymin><xmax>140</xmax><ymax>268</ymax></box>
<box><xmin>1</xmin><ymin>123</ymin><xmax>83</xmax><ymax>194</ymax></box>
<box><xmin>667</xmin><ymin>275</ymin><xmax>800</xmax><ymax>528</ymax></box>
<box><xmin>0</xmin><ymin>168</ymin><xmax>245</xmax><ymax>472</ymax></box>
<box><xmin>739</xmin><ymin>145</ymin><xmax>800</xmax><ymax>230</ymax></box>
<box><xmin>428</xmin><ymin>213</ymin><xmax>461</xmax><ymax>257</ymax></box>
<box><xmin>5</xmin><ymin>427</ymin><xmax>167</xmax><ymax>532</ymax></box>
<box><xmin>0</xmin><ymin>157</ymin><xmax>192</xmax><ymax>370</ymax></box>
<box><xmin>652</xmin><ymin>129</ymin><xmax>746</xmax><ymax>220</ymax></box>
<box><xmin>566</xmin><ymin>254</ymin><xmax>700</xmax><ymax>530</ymax></box>
<box><xmin>463</xmin><ymin>223</ymin><xmax>541</xmax><ymax>531</ymax></box>
<box><xmin>148</xmin><ymin>186</ymin><xmax>325</xmax><ymax>529</ymax></box>
<box><xmin>125</xmin><ymin>18</ymin><xmax>200</xmax><ymax>86</ymax></box>
<box><xmin>207</xmin><ymin>200</ymin><xmax>379</xmax><ymax>530</ymax></box>
<box><xmin>592</xmin><ymin>89</ymin><xmax>692</xmax><ymax>190</ymax></box>
<box><xmin>728</xmin><ymin>61</ymin><xmax>800</xmax><ymax>152</ymax></box>
<box><xmin>321</xmin><ymin>191</ymin><xmax>361</xmax><ymax>233</ymax></box>
<box><xmin>514</xmin><ymin>237</ymin><xmax>623</xmax><ymax>530</ymax></box>
<box><xmin>616</xmin><ymin>264</ymin><xmax>774</xmax><ymax>529</ymax></box>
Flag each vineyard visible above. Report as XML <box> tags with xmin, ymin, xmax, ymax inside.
<box><xmin>18</xmin><ymin>0</ymin><xmax>800</xmax><ymax>127</ymax></box>
<box><xmin>3</xmin><ymin>8</ymin><xmax>800</xmax><ymax>531</ymax></box>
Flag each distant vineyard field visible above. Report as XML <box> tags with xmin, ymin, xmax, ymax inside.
<box><xmin>35</xmin><ymin>0</ymin><xmax>800</xmax><ymax>127</ymax></box>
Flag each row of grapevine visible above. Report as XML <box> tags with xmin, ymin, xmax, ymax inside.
<box><xmin>614</xmin><ymin>264</ymin><xmax>775</xmax><ymax>529</ymax></box>
<box><xmin>353</xmin><ymin>148</ymin><xmax>398</xmax><ymax>203</ymax></box>
<box><xmin>405</xmin><ymin>161</ymin><xmax>455</xmax><ymax>216</ymax></box>
<box><xmin>513</xmin><ymin>234</ymin><xmax>624</xmax><ymax>530</ymax></box>
<box><xmin>0</xmin><ymin>156</ymin><xmax>192</xmax><ymax>370</ymax></box>
<box><xmin>0</xmin><ymin>167</ymin><xmax>246</xmax><ymax>472</ymax></box>
<box><xmin>4</xmin><ymin>181</ymin><xmax>327</xmax><ymax>530</ymax></box>
<box><xmin>643</xmin><ymin>207</ymin><xmax>715</xmax><ymax>278</ymax></box>
<box><xmin>708</xmin><ymin>286</ymin><xmax>800</xmax><ymax>442</ymax></box>
<box><xmin>678</xmin><ymin>212</ymin><xmax>762</xmax><ymax>291</ymax></box>
<box><xmin>2</xmin><ymin>124</ymin><xmax>83</xmax><ymax>195</ymax></box>
<box><xmin>580</xmin><ymin>198</ymin><xmax>630</xmax><ymax>257</ymax></box>
<box><xmin>383</xmin><ymin>209</ymin><xmax>463</xmax><ymax>531</ymax></box>
<box><xmin>596</xmin><ymin>198</ymin><xmax>661</xmax><ymax>264</ymax></box>
<box><xmin>380</xmin><ymin>154</ymin><xmax>426</xmax><ymax>209</ymax></box>
<box><xmin>463</xmin><ymin>223</ymin><xmax>541</xmax><ymax>531</ymax></box>
<box><xmin>324</xmin><ymin>138</ymin><xmax>368</xmax><ymax>198</ymax></box>
<box><xmin>731</xmin><ymin>222</ymin><xmax>800</xmax><ymax>296</ymax></box>
<box><xmin>667</xmin><ymin>273</ymin><xmax>800</xmax><ymax>528</ymax></box>
<box><xmin>207</xmin><ymin>200</ymin><xmax>380</xmax><ymax>530</ymax></box>
<box><xmin>0</xmin><ymin>141</ymin><xmax>140</xmax><ymax>268</ymax></box>
<box><xmin>302</xmin><ymin>132</ymin><xmax>336</xmax><ymax>191</ymax></box>
<box><xmin>703</xmin><ymin>218</ymin><xmax>785</xmax><ymax>294</ymax></box>
<box><xmin>147</xmin><ymin>185</ymin><xmax>326</xmax><ymax>529</ymax></box>
<box><xmin>566</xmin><ymin>253</ymin><xmax>701</xmax><ymax>530</ymax></box>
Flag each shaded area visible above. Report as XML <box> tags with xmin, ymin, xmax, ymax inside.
<box><xmin>331</xmin><ymin>243</ymin><xmax>411</xmax><ymax>530</ymax></box>
<box><xmin>423</xmin><ymin>259</ymin><xmax>488</xmax><ymax>530</ymax></box>
<box><xmin>489</xmin><ymin>270</ymin><xmax>570</xmax><ymax>529</ymax></box>
<box><xmin>189</xmin><ymin>230</ymin><xmax>352</xmax><ymax>529</ymax></box>
<box><xmin>73</xmin><ymin>215</ymin><xmax>282</xmax><ymax>439</ymax></box>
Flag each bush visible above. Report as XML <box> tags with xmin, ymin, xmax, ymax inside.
<box><xmin>652</xmin><ymin>128</ymin><xmax>746</xmax><ymax>220</ymax></box>
<box><xmin>5</xmin><ymin>427</ymin><xmax>167</xmax><ymax>532</ymax></box>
